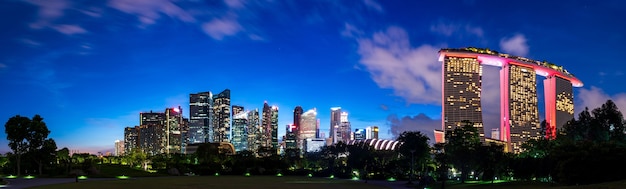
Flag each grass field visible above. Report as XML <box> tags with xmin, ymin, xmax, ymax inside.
<box><xmin>426</xmin><ymin>179</ymin><xmax>626</xmax><ymax>189</ymax></box>
<box><xmin>29</xmin><ymin>176</ymin><xmax>388</xmax><ymax>189</ymax></box>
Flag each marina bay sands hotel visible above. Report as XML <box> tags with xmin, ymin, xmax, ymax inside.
<box><xmin>434</xmin><ymin>47</ymin><xmax>583</xmax><ymax>153</ymax></box>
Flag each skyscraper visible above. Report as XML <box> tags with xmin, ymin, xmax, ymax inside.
<box><xmin>299</xmin><ymin>108</ymin><xmax>317</xmax><ymax>147</ymax></box>
<box><xmin>271</xmin><ymin>106</ymin><xmax>279</xmax><ymax>150</ymax></box>
<box><xmin>189</xmin><ymin>92</ymin><xmax>212</xmax><ymax>143</ymax></box>
<box><xmin>441</xmin><ymin>56</ymin><xmax>485</xmax><ymax>141</ymax></box>
<box><xmin>115</xmin><ymin>140</ymin><xmax>124</xmax><ymax>156</ymax></box>
<box><xmin>261</xmin><ymin>102</ymin><xmax>278</xmax><ymax>153</ymax></box>
<box><xmin>123</xmin><ymin>126</ymin><xmax>139</xmax><ymax>154</ymax></box>
<box><xmin>334</xmin><ymin>112</ymin><xmax>351</xmax><ymax>144</ymax></box>
<box><xmin>501</xmin><ymin>64</ymin><xmax>540</xmax><ymax>152</ymax></box>
<box><xmin>232</xmin><ymin>111</ymin><xmax>248</xmax><ymax>152</ymax></box>
<box><xmin>165</xmin><ymin>106</ymin><xmax>184</xmax><ymax>154</ymax></box>
<box><xmin>247</xmin><ymin>109</ymin><xmax>261</xmax><ymax>154</ymax></box>
<box><xmin>261</xmin><ymin>102</ymin><xmax>272</xmax><ymax>149</ymax></box>
<box><xmin>544</xmin><ymin>75</ymin><xmax>574</xmax><ymax>139</ymax></box>
<box><xmin>354</xmin><ymin>129</ymin><xmax>366</xmax><ymax>140</ymax></box>
<box><xmin>293</xmin><ymin>106</ymin><xmax>303</xmax><ymax>149</ymax></box>
<box><xmin>365</xmin><ymin>126</ymin><xmax>379</xmax><ymax>139</ymax></box>
<box><xmin>232</xmin><ymin>105</ymin><xmax>244</xmax><ymax>117</ymax></box>
<box><xmin>212</xmin><ymin>89</ymin><xmax>231</xmax><ymax>143</ymax></box>
<box><xmin>330</xmin><ymin>107</ymin><xmax>342</xmax><ymax>143</ymax></box>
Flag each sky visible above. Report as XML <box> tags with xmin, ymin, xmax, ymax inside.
<box><xmin>0</xmin><ymin>0</ymin><xmax>625</xmax><ymax>154</ymax></box>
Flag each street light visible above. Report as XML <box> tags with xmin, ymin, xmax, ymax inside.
<box><xmin>408</xmin><ymin>149</ymin><xmax>416</xmax><ymax>185</ymax></box>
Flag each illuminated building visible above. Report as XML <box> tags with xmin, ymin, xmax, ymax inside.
<box><xmin>438</xmin><ymin>47</ymin><xmax>583</xmax><ymax>151</ymax></box>
<box><xmin>271</xmin><ymin>106</ymin><xmax>279</xmax><ymax>150</ymax></box>
<box><xmin>334</xmin><ymin>112</ymin><xmax>351</xmax><ymax>144</ymax></box>
<box><xmin>232</xmin><ymin>111</ymin><xmax>248</xmax><ymax>152</ymax></box>
<box><xmin>330</xmin><ymin>107</ymin><xmax>342</xmax><ymax>143</ymax></box>
<box><xmin>165</xmin><ymin>106</ymin><xmax>184</xmax><ymax>154</ymax></box>
<box><xmin>138</xmin><ymin>111</ymin><xmax>166</xmax><ymax>155</ymax></box>
<box><xmin>354</xmin><ymin>129</ymin><xmax>366</xmax><ymax>140</ymax></box>
<box><xmin>544</xmin><ymin>76</ymin><xmax>574</xmax><ymax>139</ymax></box>
<box><xmin>347</xmin><ymin>139</ymin><xmax>403</xmax><ymax>151</ymax></box>
<box><xmin>261</xmin><ymin>102</ymin><xmax>279</xmax><ymax>154</ymax></box>
<box><xmin>123</xmin><ymin>126</ymin><xmax>139</xmax><ymax>154</ymax></box>
<box><xmin>246</xmin><ymin>109</ymin><xmax>261</xmax><ymax>154</ymax></box>
<box><xmin>434</xmin><ymin>129</ymin><xmax>445</xmax><ymax>143</ymax></box>
<box><xmin>501</xmin><ymin>64</ymin><xmax>540</xmax><ymax>153</ymax></box>
<box><xmin>115</xmin><ymin>140</ymin><xmax>124</xmax><ymax>156</ymax></box>
<box><xmin>304</xmin><ymin>138</ymin><xmax>326</xmax><ymax>153</ymax></box>
<box><xmin>293</xmin><ymin>106</ymin><xmax>303</xmax><ymax>149</ymax></box>
<box><xmin>491</xmin><ymin>128</ymin><xmax>500</xmax><ymax>140</ymax></box>
<box><xmin>285</xmin><ymin>124</ymin><xmax>297</xmax><ymax>150</ymax></box>
<box><xmin>299</xmin><ymin>108</ymin><xmax>318</xmax><ymax>147</ymax></box>
<box><xmin>441</xmin><ymin>56</ymin><xmax>485</xmax><ymax>141</ymax></box>
<box><xmin>212</xmin><ymin>89</ymin><xmax>231</xmax><ymax>143</ymax></box>
<box><xmin>189</xmin><ymin>92</ymin><xmax>212</xmax><ymax>143</ymax></box>
<box><xmin>232</xmin><ymin>105</ymin><xmax>244</xmax><ymax>117</ymax></box>
<box><xmin>366</xmin><ymin>126</ymin><xmax>379</xmax><ymax>139</ymax></box>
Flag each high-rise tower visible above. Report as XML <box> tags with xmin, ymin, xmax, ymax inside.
<box><xmin>441</xmin><ymin>56</ymin><xmax>485</xmax><ymax>141</ymax></box>
<box><xmin>293</xmin><ymin>106</ymin><xmax>303</xmax><ymax>149</ymax></box>
<box><xmin>544</xmin><ymin>76</ymin><xmax>574</xmax><ymax>139</ymax></box>
<box><xmin>247</xmin><ymin>109</ymin><xmax>261</xmax><ymax>154</ymax></box>
<box><xmin>501</xmin><ymin>64</ymin><xmax>540</xmax><ymax>153</ymax></box>
<box><xmin>261</xmin><ymin>102</ymin><xmax>279</xmax><ymax>153</ymax></box>
<box><xmin>299</xmin><ymin>108</ymin><xmax>317</xmax><ymax>148</ymax></box>
<box><xmin>212</xmin><ymin>89</ymin><xmax>231</xmax><ymax>143</ymax></box>
<box><xmin>330</xmin><ymin>107</ymin><xmax>342</xmax><ymax>143</ymax></box>
<box><xmin>189</xmin><ymin>92</ymin><xmax>212</xmax><ymax>143</ymax></box>
<box><xmin>232</xmin><ymin>111</ymin><xmax>248</xmax><ymax>152</ymax></box>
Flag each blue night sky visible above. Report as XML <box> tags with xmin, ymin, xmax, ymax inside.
<box><xmin>0</xmin><ymin>0</ymin><xmax>624</xmax><ymax>154</ymax></box>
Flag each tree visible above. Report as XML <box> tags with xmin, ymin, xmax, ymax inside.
<box><xmin>592</xmin><ymin>100</ymin><xmax>625</xmax><ymax>141</ymax></box>
<box><xmin>5</xmin><ymin>115</ymin><xmax>32</xmax><ymax>175</ymax></box>
<box><xmin>396</xmin><ymin>131</ymin><xmax>431</xmax><ymax>180</ymax></box>
<box><xmin>445</xmin><ymin>121</ymin><xmax>481</xmax><ymax>183</ymax></box>
<box><xmin>56</xmin><ymin>148</ymin><xmax>70</xmax><ymax>174</ymax></box>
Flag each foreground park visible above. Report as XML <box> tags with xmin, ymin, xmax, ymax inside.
<box><xmin>4</xmin><ymin>100</ymin><xmax>626</xmax><ymax>189</ymax></box>
<box><xmin>17</xmin><ymin>176</ymin><xmax>626</xmax><ymax>189</ymax></box>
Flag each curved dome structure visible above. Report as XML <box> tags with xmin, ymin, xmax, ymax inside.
<box><xmin>347</xmin><ymin>139</ymin><xmax>403</xmax><ymax>151</ymax></box>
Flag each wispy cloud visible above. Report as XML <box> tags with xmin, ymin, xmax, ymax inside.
<box><xmin>388</xmin><ymin>113</ymin><xmax>439</xmax><ymax>142</ymax></box>
<box><xmin>576</xmin><ymin>86</ymin><xmax>626</xmax><ymax>115</ymax></box>
<box><xmin>26</xmin><ymin>0</ymin><xmax>69</xmax><ymax>29</ymax></box>
<box><xmin>353</xmin><ymin>26</ymin><xmax>442</xmax><ymax>105</ymax></box>
<box><xmin>25</xmin><ymin>0</ymin><xmax>88</xmax><ymax>35</ymax></box>
<box><xmin>107</xmin><ymin>0</ymin><xmax>196</xmax><ymax>26</ymax></box>
<box><xmin>499</xmin><ymin>34</ymin><xmax>529</xmax><ymax>56</ymax></box>
<box><xmin>224</xmin><ymin>0</ymin><xmax>245</xmax><ymax>9</ymax></box>
<box><xmin>362</xmin><ymin>0</ymin><xmax>384</xmax><ymax>13</ymax></box>
<box><xmin>51</xmin><ymin>24</ymin><xmax>87</xmax><ymax>35</ymax></box>
<box><xmin>430</xmin><ymin>21</ymin><xmax>484</xmax><ymax>37</ymax></box>
<box><xmin>202</xmin><ymin>17</ymin><xmax>242</xmax><ymax>40</ymax></box>
<box><xmin>341</xmin><ymin>23</ymin><xmax>364</xmax><ymax>38</ymax></box>
<box><xmin>0</xmin><ymin>63</ymin><xmax>6</xmax><ymax>69</ymax></box>
<box><xmin>18</xmin><ymin>38</ymin><xmax>42</xmax><ymax>47</ymax></box>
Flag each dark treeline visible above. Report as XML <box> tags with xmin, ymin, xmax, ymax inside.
<box><xmin>3</xmin><ymin>100</ymin><xmax>626</xmax><ymax>187</ymax></box>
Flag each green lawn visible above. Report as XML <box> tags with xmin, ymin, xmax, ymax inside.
<box><xmin>426</xmin><ymin>179</ymin><xmax>626</xmax><ymax>189</ymax></box>
<box><xmin>29</xmin><ymin>176</ymin><xmax>388</xmax><ymax>189</ymax></box>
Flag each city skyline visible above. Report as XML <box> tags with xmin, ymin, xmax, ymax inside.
<box><xmin>0</xmin><ymin>0</ymin><xmax>625</xmax><ymax>154</ymax></box>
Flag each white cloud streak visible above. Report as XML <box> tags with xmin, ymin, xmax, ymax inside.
<box><xmin>202</xmin><ymin>17</ymin><xmax>243</xmax><ymax>40</ymax></box>
<box><xmin>108</xmin><ymin>0</ymin><xmax>196</xmax><ymax>25</ymax></box>
<box><xmin>355</xmin><ymin>26</ymin><xmax>442</xmax><ymax>105</ymax></box>
<box><xmin>499</xmin><ymin>34</ymin><xmax>529</xmax><ymax>56</ymax></box>
<box><xmin>362</xmin><ymin>0</ymin><xmax>384</xmax><ymax>13</ymax></box>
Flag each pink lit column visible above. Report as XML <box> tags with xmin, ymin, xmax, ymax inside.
<box><xmin>544</xmin><ymin>76</ymin><xmax>557</xmax><ymax>139</ymax></box>
<box><xmin>500</xmin><ymin>64</ymin><xmax>511</xmax><ymax>142</ymax></box>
